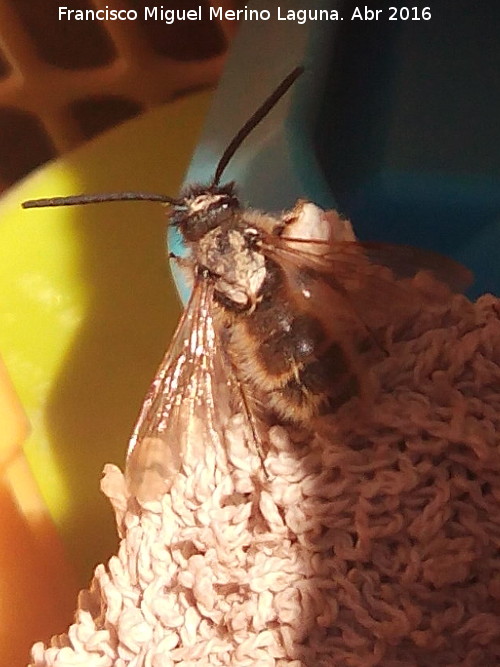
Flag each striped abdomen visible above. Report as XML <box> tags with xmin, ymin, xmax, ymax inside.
<box><xmin>225</xmin><ymin>260</ymin><xmax>364</xmax><ymax>423</ymax></box>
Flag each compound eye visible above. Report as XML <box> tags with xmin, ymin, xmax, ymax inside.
<box><xmin>219</xmin><ymin>195</ymin><xmax>239</xmax><ymax>211</ymax></box>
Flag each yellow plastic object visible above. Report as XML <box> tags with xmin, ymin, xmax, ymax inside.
<box><xmin>0</xmin><ymin>357</ymin><xmax>78</xmax><ymax>665</ymax></box>
<box><xmin>0</xmin><ymin>90</ymin><xmax>212</xmax><ymax>592</ymax></box>
<box><xmin>0</xmin><ymin>354</ymin><xmax>30</xmax><ymax>464</ymax></box>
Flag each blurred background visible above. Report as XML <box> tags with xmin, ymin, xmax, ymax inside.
<box><xmin>0</xmin><ymin>0</ymin><xmax>499</xmax><ymax>664</ymax></box>
<box><xmin>0</xmin><ymin>0</ymin><xmax>239</xmax><ymax>192</ymax></box>
<box><xmin>0</xmin><ymin>1</ymin><xmax>239</xmax><ymax>663</ymax></box>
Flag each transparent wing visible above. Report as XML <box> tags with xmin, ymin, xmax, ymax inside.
<box><xmin>125</xmin><ymin>274</ymin><xmax>239</xmax><ymax>503</ymax></box>
<box><xmin>262</xmin><ymin>234</ymin><xmax>473</xmax><ymax>334</ymax></box>
<box><xmin>258</xmin><ymin>229</ymin><xmax>473</xmax><ymax>411</ymax></box>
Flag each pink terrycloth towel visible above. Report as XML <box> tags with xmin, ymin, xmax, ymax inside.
<box><xmin>29</xmin><ymin>287</ymin><xmax>500</xmax><ymax>666</ymax></box>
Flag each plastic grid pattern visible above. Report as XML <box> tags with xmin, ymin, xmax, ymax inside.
<box><xmin>0</xmin><ymin>0</ymin><xmax>239</xmax><ymax>190</ymax></box>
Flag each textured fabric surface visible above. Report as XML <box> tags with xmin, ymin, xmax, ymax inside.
<box><xmin>29</xmin><ymin>291</ymin><xmax>500</xmax><ymax>667</ymax></box>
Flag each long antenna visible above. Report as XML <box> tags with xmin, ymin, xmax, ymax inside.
<box><xmin>211</xmin><ymin>66</ymin><xmax>304</xmax><ymax>187</ymax></box>
<box><xmin>22</xmin><ymin>66</ymin><xmax>304</xmax><ymax>210</ymax></box>
<box><xmin>22</xmin><ymin>191</ymin><xmax>180</xmax><ymax>209</ymax></box>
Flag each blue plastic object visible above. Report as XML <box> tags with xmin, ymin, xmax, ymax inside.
<box><xmin>173</xmin><ymin>0</ymin><xmax>499</xmax><ymax>300</ymax></box>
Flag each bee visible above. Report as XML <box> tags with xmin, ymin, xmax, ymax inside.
<box><xmin>23</xmin><ymin>67</ymin><xmax>472</xmax><ymax>503</ymax></box>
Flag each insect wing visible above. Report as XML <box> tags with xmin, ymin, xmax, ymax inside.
<box><xmin>125</xmin><ymin>276</ymin><xmax>232</xmax><ymax>503</ymax></box>
<box><xmin>354</xmin><ymin>241</ymin><xmax>473</xmax><ymax>290</ymax></box>
<box><xmin>259</xmin><ymin>230</ymin><xmax>473</xmax><ymax>409</ymax></box>
<box><xmin>263</xmin><ymin>234</ymin><xmax>472</xmax><ymax>334</ymax></box>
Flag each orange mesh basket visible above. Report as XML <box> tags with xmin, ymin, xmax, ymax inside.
<box><xmin>0</xmin><ymin>0</ymin><xmax>239</xmax><ymax>190</ymax></box>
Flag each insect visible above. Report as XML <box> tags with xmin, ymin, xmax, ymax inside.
<box><xmin>23</xmin><ymin>67</ymin><xmax>473</xmax><ymax>502</ymax></box>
